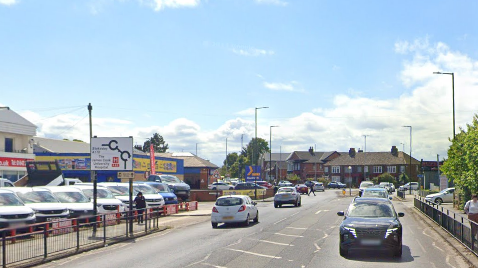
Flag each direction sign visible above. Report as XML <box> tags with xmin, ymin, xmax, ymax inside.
<box><xmin>245</xmin><ymin>165</ymin><xmax>261</xmax><ymax>182</ymax></box>
<box><xmin>118</xmin><ymin>172</ymin><xmax>134</xmax><ymax>179</ymax></box>
<box><xmin>91</xmin><ymin>137</ymin><xmax>133</xmax><ymax>171</ymax></box>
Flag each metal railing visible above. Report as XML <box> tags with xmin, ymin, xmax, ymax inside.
<box><xmin>0</xmin><ymin>208</ymin><xmax>163</xmax><ymax>268</ymax></box>
<box><xmin>414</xmin><ymin>196</ymin><xmax>478</xmax><ymax>256</ymax></box>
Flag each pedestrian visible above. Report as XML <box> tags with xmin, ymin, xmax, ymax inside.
<box><xmin>465</xmin><ymin>195</ymin><xmax>478</xmax><ymax>240</ymax></box>
<box><xmin>308</xmin><ymin>182</ymin><xmax>316</xmax><ymax>196</ymax></box>
<box><xmin>134</xmin><ymin>192</ymin><xmax>147</xmax><ymax>224</ymax></box>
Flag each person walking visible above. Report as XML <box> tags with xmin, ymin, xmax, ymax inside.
<box><xmin>134</xmin><ymin>192</ymin><xmax>147</xmax><ymax>224</ymax></box>
<box><xmin>465</xmin><ymin>195</ymin><xmax>478</xmax><ymax>240</ymax></box>
<box><xmin>308</xmin><ymin>182</ymin><xmax>316</xmax><ymax>196</ymax></box>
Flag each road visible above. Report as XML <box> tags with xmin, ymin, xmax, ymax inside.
<box><xmin>38</xmin><ymin>190</ymin><xmax>471</xmax><ymax>268</ymax></box>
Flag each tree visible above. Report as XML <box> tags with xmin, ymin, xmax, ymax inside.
<box><xmin>243</xmin><ymin>138</ymin><xmax>269</xmax><ymax>166</ymax></box>
<box><xmin>138</xmin><ymin>133</ymin><xmax>169</xmax><ymax>153</ymax></box>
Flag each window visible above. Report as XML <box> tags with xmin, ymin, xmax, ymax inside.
<box><xmin>5</xmin><ymin>138</ymin><xmax>13</xmax><ymax>152</ymax></box>
<box><xmin>324</xmin><ymin>167</ymin><xmax>329</xmax><ymax>173</ymax></box>
<box><xmin>294</xmin><ymin>163</ymin><xmax>301</xmax><ymax>171</ymax></box>
<box><xmin>332</xmin><ymin>166</ymin><xmax>340</xmax><ymax>173</ymax></box>
<box><xmin>387</xmin><ymin>166</ymin><xmax>396</xmax><ymax>173</ymax></box>
<box><xmin>400</xmin><ymin>166</ymin><xmax>406</xmax><ymax>173</ymax></box>
<box><xmin>364</xmin><ymin>166</ymin><xmax>369</xmax><ymax>173</ymax></box>
<box><xmin>373</xmin><ymin>166</ymin><xmax>382</xmax><ymax>173</ymax></box>
<box><xmin>357</xmin><ymin>166</ymin><xmax>362</xmax><ymax>172</ymax></box>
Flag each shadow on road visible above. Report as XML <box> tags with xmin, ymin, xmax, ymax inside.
<box><xmin>342</xmin><ymin>245</ymin><xmax>414</xmax><ymax>263</ymax></box>
<box><xmin>214</xmin><ymin>222</ymin><xmax>260</xmax><ymax>229</ymax></box>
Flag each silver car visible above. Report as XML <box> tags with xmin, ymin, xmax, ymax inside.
<box><xmin>274</xmin><ymin>187</ymin><xmax>301</xmax><ymax>208</ymax></box>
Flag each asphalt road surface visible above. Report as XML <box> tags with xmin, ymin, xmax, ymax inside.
<box><xmin>38</xmin><ymin>190</ymin><xmax>471</xmax><ymax>268</ymax></box>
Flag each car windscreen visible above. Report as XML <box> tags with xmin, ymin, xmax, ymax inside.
<box><xmin>17</xmin><ymin>191</ymin><xmax>60</xmax><ymax>203</ymax></box>
<box><xmin>362</xmin><ymin>190</ymin><xmax>387</xmax><ymax>198</ymax></box>
<box><xmin>82</xmin><ymin>189</ymin><xmax>115</xmax><ymax>199</ymax></box>
<box><xmin>348</xmin><ymin>202</ymin><xmax>395</xmax><ymax>218</ymax></box>
<box><xmin>105</xmin><ymin>186</ymin><xmax>129</xmax><ymax>196</ymax></box>
<box><xmin>52</xmin><ymin>191</ymin><xmax>90</xmax><ymax>203</ymax></box>
<box><xmin>148</xmin><ymin>184</ymin><xmax>171</xmax><ymax>193</ymax></box>
<box><xmin>278</xmin><ymin>188</ymin><xmax>294</xmax><ymax>193</ymax></box>
<box><xmin>160</xmin><ymin>175</ymin><xmax>181</xmax><ymax>183</ymax></box>
<box><xmin>216</xmin><ymin>197</ymin><xmax>243</xmax><ymax>206</ymax></box>
<box><xmin>0</xmin><ymin>192</ymin><xmax>25</xmax><ymax>206</ymax></box>
<box><xmin>133</xmin><ymin>185</ymin><xmax>157</xmax><ymax>195</ymax></box>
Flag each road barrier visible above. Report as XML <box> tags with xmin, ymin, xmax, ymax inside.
<box><xmin>414</xmin><ymin>196</ymin><xmax>478</xmax><ymax>256</ymax></box>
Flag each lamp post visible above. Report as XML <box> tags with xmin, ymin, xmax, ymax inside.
<box><xmin>196</xmin><ymin>143</ymin><xmax>199</xmax><ymax>156</ymax></box>
<box><xmin>402</xmin><ymin>126</ymin><xmax>412</xmax><ymax>194</ymax></box>
<box><xmin>269</xmin><ymin>125</ymin><xmax>279</xmax><ymax>183</ymax></box>
<box><xmin>400</xmin><ymin>142</ymin><xmax>404</xmax><ymax>152</ymax></box>
<box><xmin>254</xmin><ymin>106</ymin><xmax>268</xmax><ymax>199</ymax></box>
<box><xmin>225</xmin><ymin>138</ymin><xmax>228</xmax><ymax>178</ymax></box>
<box><xmin>433</xmin><ymin>72</ymin><xmax>455</xmax><ymax>139</ymax></box>
<box><xmin>348</xmin><ymin>166</ymin><xmax>352</xmax><ymax>196</ymax></box>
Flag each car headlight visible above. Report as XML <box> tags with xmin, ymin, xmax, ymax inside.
<box><xmin>343</xmin><ymin>227</ymin><xmax>357</xmax><ymax>238</ymax></box>
<box><xmin>385</xmin><ymin>227</ymin><xmax>399</xmax><ymax>238</ymax></box>
<box><xmin>29</xmin><ymin>213</ymin><xmax>35</xmax><ymax>217</ymax></box>
<box><xmin>173</xmin><ymin>197</ymin><xmax>177</xmax><ymax>200</ymax></box>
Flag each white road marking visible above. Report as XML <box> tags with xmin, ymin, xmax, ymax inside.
<box><xmin>226</xmin><ymin>248</ymin><xmax>282</xmax><ymax>259</ymax></box>
<box><xmin>185</xmin><ymin>253</ymin><xmax>212</xmax><ymax>267</ymax></box>
<box><xmin>416</xmin><ymin>239</ymin><xmax>426</xmax><ymax>253</ymax></box>
<box><xmin>275</xmin><ymin>233</ymin><xmax>304</xmax><ymax>238</ymax></box>
<box><xmin>446</xmin><ymin>255</ymin><xmax>456</xmax><ymax>268</ymax></box>
<box><xmin>274</xmin><ymin>218</ymin><xmax>287</xmax><ymax>225</ymax></box>
<box><xmin>258</xmin><ymin>240</ymin><xmax>294</xmax><ymax>246</ymax></box>
<box><xmin>202</xmin><ymin>263</ymin><xmax>227</xmax><ymax>268</ymax></box>
<box><xmin>227</xmin><ymin>238</ymin><xmax>243</xmax><ymax>247</ymax></box>
<box><xmin>286</xmin><ymin>227</ymin><xmax>307</xmax><ymax>230</ymax></box>
<box><xmin>314</xmin><ymin>243</ymin><xmax>321</xmax><ymax>252</ymax></box>
<box><xmin>432</xmin><ymin>241</ymin><xmax>444</xmax><ymax>252</ymax></box>
<box><xmin>291</xmin><ymin>211</ymin><xmax>301</xmax><ymax>217</ymax></box>
<box><xmin>315</xmin><ymin>210</ymin><xmax>322</xmax><ymax>215</ymax></box>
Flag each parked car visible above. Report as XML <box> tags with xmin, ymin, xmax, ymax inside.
<box><xmin>0</xmin><ymin>178</ymin><xmax>15</xmax><ymax>187</ymax></box>
<box><xmin>0</xmin><ymin>189</ymin><xmax>36</xmax><ymax>229</ymax></box>
<box><xmin>337</xmin><ymin>197</ymin><xmax>405</xmax><ymax>257</ymax></box>
<box><xmin>425</xmin><ymin>187</ymin><xmax>455</xmax><ymax>205</ymax></box>
<box><xmin>278</xmin><ymin>181</ymin><xmax>293</xmax><ymax>187</ymax></box>
<box><xmin>208</xmin><ymin>182</ymin><xmax>234</xmax><ymax>191</ymax></box>
<box><xmin>295</xmin><ymin>184</ymin><xmax>309</xmax><ymax>194</ymax></box>
<box><xmin>37</xmin><ymin>186</ymin><xmax>94</xmax><ymax>220</ymax></box>
<box><xmin>359</xmin><ymin>181</ymin><xmax>375</xmax><ymax>196</ymax></box>
<box><xmin>378</xmin><ymin>182</ymin><xmax>395</xmax><ymax>193</ymax></box>
<box><xmin>328</xmin><ymin>181</ymin><xmax>346</xmax><ymax>189</ymax></box>
<box><xmin>118</xmin><ymin>183</ymin><xmax>165</xmax><ymax>209</ymax></box>
<box><xmin>234</xmin><ymin>183</ymin><xmax>266</xmax><ymax>190</ymax></box>
<box><xmin>274</xmin><ymin>187</ymin><xmax>301</xmax><ymax>208</ymax></box>
<box><xmin>71</xmin><ymin>185</ymin><xmax>126</xmax><ymax>214</ymax></box>
<box><xmin>135</xmin><ymin>181</ymin><xmax>178</xmax><ymax>205</ymax></box>
<box><xmin>256</xmin><ymin>181</ymin><xmax>273</xmax><ymax>189</ymax></box>
<box><xmin>96</xmin><ymin>183</ymin><xmax>134</xmax><ymax>209</ymax></box>
<box><xmin>147</xmin><ymin>174</ymin><xmax>190</xmax><ymax>201</ymax></box>
<box><xmin>361</xmin><ymin>187</ymin><xmax>392</xmax><ymax>200</ymax></box>
<box><xmin>305</xmin><ymin>180</ymin><xmax>317</xmax><ymax>188</ymax></box>
<box><xmin>8</xmin><ymin>187</ymin><xmax>69</xmax><ymax>223</ymax></box>
<box><xmin>313</xmin><ymin>182</ymin><xmax>325</xmax><ymax>192</ymax></box>
<box><xmin>211</xmin><ymin>195</ymin><xmax>258</xmax><ymax>228</ymax></box>
<box><xmin>399</xmin><ymin>182</ymin><xmax>419</xmax><ymax>191</ymax></box>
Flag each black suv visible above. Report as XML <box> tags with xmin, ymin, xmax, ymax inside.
<box><xmin>337</xmin><ymin>198</ymin><xmax>404</xmax><ymax>257</ymax></box>
<box><xmin>147</xmin><ymin>174</ymin><xmax>190</xmax><ymax>201</ymax></box>
<box><xmin>234</xmin><ymin>183</ymin><xmax>265</xmax><ymax>190</ymax></box>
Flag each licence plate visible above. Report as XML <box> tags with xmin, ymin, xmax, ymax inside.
<box><xmin>360</xmin><ymin>239</ymin><xmax>381</xmax><ymax>246</ymax></box>
<box><xmin>282</xmin><ymin>194</ymin><xmax>290</xmax><ymax>197</ymax></box>
<box><xmin>222</xmin><ymin>216</ymin><xmax>234</xmax><ymax>220</ymax></box>
<box><xmin>176</xmin><ymin>191</ymin><xmax>186</xmax><ymax>194</ymax></box>
<box><xmin>47</xmin><ymin>217</ymin><xmax>60</xmax><ymax>222</ymax></box>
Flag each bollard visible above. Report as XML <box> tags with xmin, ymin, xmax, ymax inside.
<box><xmin>10</xmin><ymin>229</ymin><xmax>16</xmax><ymax>244</ymax></box>
<box><xmin>186</xmin><ymin>202</ymin><xmax>190</xmax><ymax>211</ymax></box>
<box><xmin>97</xmin><ymin>215</ymin><xmax>102</xmax><ymax>228</ymax></box>
<box><xmin>72</xmin><ymin>219</ymin><xmax>78</xmax><ymax>232</ymax></box>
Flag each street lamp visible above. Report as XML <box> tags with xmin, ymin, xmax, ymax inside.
<box><xmin>400</xmin><ymin>142</ymin><xmax>404</xmax><ymax>152</ymax></box>
<box><xmin>348</xmin><ymin>166</ymin><xmax>352</xmax><ymax>196</ymax></box>
<box><xmin>254</xmin><ymin>106</ymin><xmax>268</xmax><ymax>199</ymax></box>
<box><xmin>269</xmin><ymin>125</ymin><xmax>279</xmax><ymax>184</ymax></box>
<box><xmin>433</xmin><ymin>71</ymin><xmax>455</xmax><ymax>139</ymax></box>
<box><xmin>402</xmin><ymin>126</ymin><xmax>412</xmax><ymax>194</ymax></box>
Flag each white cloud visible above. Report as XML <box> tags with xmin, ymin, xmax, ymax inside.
<box><xmin>254</xmin><ymin>0</ymin><xmax>288</xmax><ymax>7</ymax></box>
<box><xmin>232</xmin><ymin>48</ymin><xmax>274</xmax><ymax>57</ymax></box>
<box><xmin>0</xmin><ymin>0</ymin><xmax>17</xmax><ymax>6</ymax></box>
<box><xmin>149</xmin><ymin>0</ymin><xmax>200</xmax><ymax>11</ymax></box>
<box><xmin>263</xmin><ymin>82</ymin><xmax>304</xmax><ymax>92</ymax></box>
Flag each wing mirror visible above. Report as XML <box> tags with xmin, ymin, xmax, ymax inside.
<box><xmin>337</xmin><ymin>211</ymin><xmax>345</xmax><ymax>216</ymax></box>
<box><xmin>252</xmin><ymin>202</ymin><xmax>257</xmax><ymax>206</ymax></box>
<box><xmin>389</xmin><ymin>196</ymin><xmax>393</xmax><ymax>200</ymax></box>
<box><xmin>398</xmin><ymin>212</ymin><xmax>405</xmax><ymax>217</ymax></box>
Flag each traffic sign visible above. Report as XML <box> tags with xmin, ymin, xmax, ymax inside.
<box><xmin>91</xmin><ymin>137</ymin><xmax>133</xmax><ymax>171</ymax></box>
<box><xmin>212</xmin><ymin>169</ymin><xmax>220</xmax><ymax>180</ymax></box>
<box><xmin>245</xmin><ymin>165</ymin><xmax>261</xmax><ymax>182</ymax></box>
<box><xmin>118</xmin><ymin>172</ymin><xmax>134</xmax><ymax>179</ymax></box>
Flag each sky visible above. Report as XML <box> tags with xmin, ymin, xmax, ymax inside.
<box><xmin>1</xmin><ymin>0</ymin><xmax>478</xmax><ymax>166</ymax></box>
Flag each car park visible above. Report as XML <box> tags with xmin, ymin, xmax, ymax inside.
<box><xmin>72</xmin><ymin>185</ymin><xmax>126</xmax><ymax>213</ymax></box>
<box><xmin>96</xmin><ymin>183</ymin><xmax>133</xmax><ymax>209</ymax></box>
<box><xmin>425</xmin><ymin>187</ymin><xmax>455</xmax><ymax>205</ymax></box>
<box><xmin>274</xmin><ymin>187</ymin><xmax>301</xmax><ymax>208</ymax></box>
<box><xmin>361</xmin><ymin>187</ymin><xmax>392</xmax><ymax>200</ymax></box>
<box><xmin>0</xmin><ymin>189</ymin><xmax>36</xmax><ymax>229</ymax></box>
<box><xmin>208</xmin><ymin>182</ymin><xmax>234</xmax><ymax>191</ymax></box>
<box><xmin>36</xmin><ymin>186</ymin><xmax>94</xmax><ymax>220</ymax></box>
<box><xmin>8</xmin><ymin>187</ymin><xmax>69</xmax><ymax>223</ymax></box>
<box><xmin>359</xmin><ymin>181</ymin><xmax>375</xmax><ymax>196</ymax></box>
<box><xmin>211</xmin><ymin>195</ymin><xmax>258</xmax><ymax>228</ymax></box>
<box><xmin>147</xmin><ymin>174</ymin><xmax>191</xmax><ymax>201</ymax></box>
<box><xmin>295</xmin><ymin>184</ymin><xmax>309</xmax><ymax>194</ymax></box>
<box><xmin>278</xmin><ymin>181</ymin><xmax>293</xmax><ymax>187</ymax></box>
<box><xmin>337</xmin><ymin>197</ymin><xmax>404</xmax><ymax>257</ymax></box>
<box><xmin>399</xmin><ymin>182</ymin><xmax>419</xmax><ymax>191</ymax></box>
<box><xmin>135</xmin><ymin>181</ymin><xmax>178</xmax><ymax>205</ymax></box>
<box><xmin>234</xmin><ymin>182</ymin><xmax>266</xmax><ymax>190</ymax></box>
<box><xmin>313</xmin><ymin>182</ymin><xmax>325</xmax><ymax>192</ymax></box>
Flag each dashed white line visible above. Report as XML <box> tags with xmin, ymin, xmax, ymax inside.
<box><xmin>226</xmin><ymin>248</ymin><xmax>282</xmax><ymax>259</ymax></box>
<box><xmin>314</xmin><ymin>243</ymin><xmax>321</xmax><ymax>252</ymax></box>
<box><xmin>315</xmin><ymin>210</ymin><xmax>322</xmax><ymax>215</ymax></box>
<box><xmin>286</xmin><ymin>227</ymin><xmax>307</xmax><ymax>230</ymax></box>
<box><xmin>274</xmin><ymin>218</ymin><xmax>287</xmax><ymax>225</ymax></box>
<box><xmin>258</xmin><ymin>240</ymin><xmax>294</xmax><ymax>246</ymax></box>
<box><xmin>275</xmin><ymin>233</ymin><xmax>304</xmax><ymax>238</ymax></box>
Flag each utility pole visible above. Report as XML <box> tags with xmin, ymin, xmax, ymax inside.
<box><xmin>88</xmin><ymin>103</ymin><xmax>97</xmax><ymax>235</ymax></box>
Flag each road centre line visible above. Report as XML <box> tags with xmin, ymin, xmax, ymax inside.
<box><xmin>315</xmin><ymin>210</ymin><xmax>322</xmax><ymax>215</ymax></box>
<box><xmin>291</xmin><ymin>211</ymin><xmax>300</xmax><ymax>217</ymax></box>
<box><xmin>274</xmin><ymin>218</ymin><xmax>287</xmax><ymax>225</ymax></box>
<box><xmin>258</xmin><ymin>239</ymin><xmax>294</xmax><ymax>246</ymax></box>
<box><xmin>275</xmin><ymin>233</ymin><xmax>304</xmax><ymax>238</ymax></box>
<box><xmin>226</xmin><ymin>248</ymin><xmax>282</xmax><ymax>259</ymax></box>
<box><xmin>286</xmin><ymin>227</ymin><xmax>307</xmax><ymax>230</ymax></box>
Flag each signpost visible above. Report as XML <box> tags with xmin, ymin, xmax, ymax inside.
<box><xmin>245</xmin><ymin>166</ymin><xmax>261</xmax><ymax>199</ymax></box>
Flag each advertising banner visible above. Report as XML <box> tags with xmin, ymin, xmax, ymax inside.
<box><xmin>0</xmin><ymin>157</ymin><xmax>34</xmax><ymax>167</ymax></box>
<box><xmin>245</xmin><ymin>165</ymin><xmax>261</xmax><ymax>182</ymax></box>
<box><xmin>133</xmin><ymin>158</ymin><xmax>177</xmax><ymax>173</ymax></box>
<box><xmin>223</xmin><ymin>189</ymin><xmax>266</xmax><ymax>197</ymax></box>
<box><xmin>150</xmin><ymin>144</ymin><xmax>156</xmax><ymax>175</ymax></box>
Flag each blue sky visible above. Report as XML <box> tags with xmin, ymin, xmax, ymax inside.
<box><xmin>1</xmin><ymin>0</ymin><xmax>478</xmax><ymax>166</ymax></box>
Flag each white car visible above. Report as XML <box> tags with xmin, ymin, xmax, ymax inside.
<box><xmin>208</xmin><ymin>182</ymin><xmax>234</xmax><ymax>191</ymax></box>
<box><xmin>8</xmin><ymin>187</ymin><xmax>69</xmax><ymax>223</ymax></box>
<box><xmin>37</xmin><ymin>186</ymin><xmax>94</xmax><ymax>220</ymax></box>
<box><xmin>425</xmin><ymin>187</ymin><xmax>455</xmax><ymax>205</ymax></box>
<box><xmin>0</xmin><ymin>189</ymin><xmax>36</xmax><ymax>229</ymax></box>
<box><xmin>99</xmin><ymin>183</ymin><xmax>165</xmax><ymax>209</ymax></box>
<box><xmin>313</xmin><ymin>182</ymin><xmax>325</xmax><ymax>192</ymax></box>
<box><xmin>399</xmin><ymin>182</ymin><xmax>419</xmax><ymax>191</ymax></box>
<box><xmin>278</xmin><ymin>181</ymin><xmax>293</xmax><ymax>187</ymax></box>
<box><xmin>211</xmin><ymin>195</ymin><xmax>259</xmax><ymax>228</ymax></box>
<box><xmin>72</xmin><ymin>185</ymin><xmax>126</xmax><ymax>214</ymax></box>
<box><xmin>359</xmin><ymin>181</ymin><xmax>375</xmax><ymax>196</ymax></box>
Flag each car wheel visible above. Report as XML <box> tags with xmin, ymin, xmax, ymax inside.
<box><xmin>253</xmin><ymin>211</ymin><xmax>259</xmax><ymax>223</ymax></box>
<box><xmin>274</xmin><ymin>202</ymin><xmax>278</xmax><ymax>208</ymax></box>
<box><xmin>244</xmin><ymin>214</ymin><xmax>250</xmax><ymax>226</ymax></box>
<box><xmin>212</xmin><ymin>187</ymin><xmax>217</xmax><ymax>190</ymax></box>
<box><xmin>298</xmin><ymin>201</ymin><xmax>301</xmax><ymax>207</ymax></box>
<box><xmin>212</xmin><ymin>222</ymin><xmax>218</xmax><ymax>228</ymax></box>
<box><xmin>339</xmin><ymin>246</ymin><xmax>348</xmax><ymax>257</ymax></box>
<box><xmin>229</xmin><ymin>187</ymin><xmax>233</xmax><ymax>190</ymax></box>
<box><xmin>294</xmin><ymin>200</ymin><xmax>298</xmax><ymax>207</ymax></box>
<box><xmin>435</xmin><ymin>198</ymin><xmax>443</xmax><ymax>205</ymax></box>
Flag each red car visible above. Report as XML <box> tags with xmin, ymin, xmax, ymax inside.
<box><xmin>295</xmin><ymin>184</ymin><xmax>309</xmax><ymax>194</ymax></box>
<box><xmin>256</xmin><ymin>181</ymin><xmax>273</xmax><ymax>189</ymax></box>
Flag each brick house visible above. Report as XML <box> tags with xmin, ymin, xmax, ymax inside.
<box><xmin>323</xmin><ymin>146</ymin><xmax>420</xmax><ymax>187</ymax></box>
<box><xmin>286</xmin><ymin>147</ymin><xmax>340</xmax><ymax>181</ymax></box>
<box><xmin>261</xmin><ymin>152</ymin><xmax>290</xmax><ymax>182</ymax></box>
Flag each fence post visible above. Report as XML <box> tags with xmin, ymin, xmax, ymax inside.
<box><xmin>3</xmin><ymin>230</ymin><xmax>6</xmax><ymax>268</ymax></box>
<box><xmin>145</xmin><ymin>209</ymin><xmax>148</xmax><ymax>233</ymax></box>
<box><xmin>103</xmin><ymin>215</ymin><xmax>107</xmax><ymax>246</ymax></box>
<box><xmin>43</xmin><ymin>223</ymin><xmax>48</xmax><ymax>259</ymax></box>
<box><xmin>76</xmin><ymin>219</ymin><xmax>80</xmax><ymax>252</ymax></box>
<box><xmin>461</xmin><ymin>217</ymin><xmax>464</xmax><ymax>243</ymax></box>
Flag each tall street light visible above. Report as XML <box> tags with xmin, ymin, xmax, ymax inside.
<box><xmin>433</xmin><ymin>71</ymin><xmax>455</xmax><ymax>138</ymax></box>
<box><xmin>269</xmin><ymin>125</ymin><xmax>279</xmax><ymax>184</ymax></box>
<box><xmin>254</xmin><ymin>106</ymin><xmax>268</xmax><ymax>199</ymax></box>
<box><xmin>402</xmin><ymin>126</ymin><xmax>412</xmax><ymax>194</ymax></box>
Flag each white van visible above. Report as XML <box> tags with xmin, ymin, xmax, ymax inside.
<box><xmin>0</xmin><ymin>189</ymin><xmax>36</xmax><ymax>229</ymax></box>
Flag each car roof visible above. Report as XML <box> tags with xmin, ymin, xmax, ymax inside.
<box><xmin>364</xmin><ymin>187</ymin><xmax>386</xmax><ymax>191</ymax></box>
<box><xmin>353</xmin><ymin>197</ymin><xmax>392</xmax><ymax>204</ymax></box>
<box><xmin>217</xmin><ymin>195</ymin><xmax>249</xmax><ymax>199</ymax></box>
<box><xmin>278</xmin><ymin>187</ymin><xmax>296</xmax><ymax>190</ymax></box>
<box><xmin>37</xmin><ymin>186</ymin><xmax>84</xmax><ymax>192</ymax></box>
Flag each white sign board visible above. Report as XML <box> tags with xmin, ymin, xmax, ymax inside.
<box><xmin>91</xmin><ymin>137</ymin><xmax>133</xmax><ymax>171</ymax></box>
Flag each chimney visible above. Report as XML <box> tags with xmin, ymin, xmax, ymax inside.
<box><xmin>349</xmin><ymin>148</ymin><xmax>356</xmax><ymax>158</ymax></box>
<box><xmin>391</xmin><ymin>146</ymin><xmax>398</xmax><ymax>156</ymax></box>
<box><xmin>309</xmin><ymin>146</ymin><xmax>315</xmax><ymax>156</ymax></box>
<box><xmin>358</xmin><ymin>148</ymin><xmax>363</xmax><ymax>153</ymax></box>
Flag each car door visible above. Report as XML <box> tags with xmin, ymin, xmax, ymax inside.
<box><xmin>247</xmin><ymin>197</ymin><xmax>257</xmax><ymax>218</ymax></box>
<box><xmin>444</xmin><ymin>189</ymin><xmax>454</xmax><ymax>202</ymax></box>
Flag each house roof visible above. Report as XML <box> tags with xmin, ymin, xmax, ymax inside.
<box><xmin>287</xmin><ymin>151</ymin><xmax>337</xmax><ymax>164</ymax></box>
<box><xmin>0</xmin><ymin>107</ymin><xmax>37</xmax><ymax>136</ymax></box>
<box><xmin>263</xmin><ymin>153</ymin><xmax>291</xmax><ymax>162</ymax></box>
<box><xmin>156</xmin><ymin>152</ymin><xmax>219</xmax><ymax>169</ymax></box>
<box><xmin>324</xmin><ymin>151</ymin><xmax>420</xmax><ymax>166</ymax></box>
